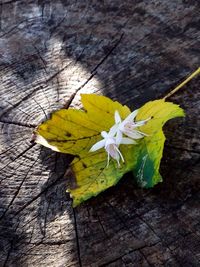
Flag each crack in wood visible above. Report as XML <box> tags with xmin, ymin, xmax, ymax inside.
<box><xmin>0</xmin><ymin>0</ymin><xmax>20</xmax><ymax>5</ymax></box>
<box><xmin>2</xmin><ymin>98</ymin><xmax>34</xmax><ymax>118</ymax></box>
<box><xmin>0</xmin><ymin>119</ymin><xmax>36</xmax><ymax>128</ymax></box>
<box><xmin>2</xmin><ymin>240</ymin><xmax>13</xmax><ymax>267</ymax></box>
<box><xmin>0</xmin><ymin>85</ymin><xmax>46</xmax><ymax>120</ymax></box>
<box><xmin>99</xmin><ymin>242</ymin><xmax>156</xmax><ymax>267</ymax></box>
<box><xmin>0</xmin><ymin>16</ymin><xmax>42</xmax><ymax>38</ymax></box>
<box><xmin>0</xmin><ymin>143</ymin><xmax>36</xmax><ymax>173</ymax></box>
<box><xmin>166</xmin><ymin>144</ymin><xmax>200</xmax><ymax>155</ymax></box>
<box><xmin>73</xmin><ymin>208</ymin><xmax>82</xmax><ymax>267</ymax></box>
<box><xmin>64</xmin><ymin>33</ymin><xmax>124</xmax><ymax>109</ymax></box>
<box><xmin>95</xmin><ymin>210</ymin><xmax>108</xmax><ymax>238</ymax></box>
<box><xmin>0</xmin><ymin>137</ymin><xmax>28</xmax><ymax>156</ymax></box>
<box><xmin>106</xmin><ymin>201</ymin><xmax>137</xmax><ymax>239</ymax></box>
<box><xmin>0</xmin><ymin>153</ymin><xmax>40</xmax><ymax>220</ymax></box>
<box><xmin>13</xmin><ymin>173</ymin><xmax>65</xmax><ymax>217</ymax></box>
<box><xmin>40</xmin><ymin>199</ymin><xmax>50</xmax><ymax>238</ymax></box>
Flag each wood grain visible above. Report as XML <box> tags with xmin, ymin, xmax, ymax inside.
<box><xmin>0</xmin><ymin>0</ymin><xmax>199</xmax><ymax>266</ymax></box>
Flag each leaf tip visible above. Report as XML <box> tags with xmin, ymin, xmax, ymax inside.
<box><xmin>34</xmin><ymin>134</ymin><xmax>60</xmax><ymax>152</ymax></box>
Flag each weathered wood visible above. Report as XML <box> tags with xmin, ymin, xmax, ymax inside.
<box><xmin>0</xmin><ymin>0</ymin><xmax>199</xmax><ymax>266</ymax></box>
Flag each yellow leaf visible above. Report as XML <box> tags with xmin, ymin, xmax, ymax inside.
<box><xmin>136</xmin><ymin>99</ymin><xmax>185</xmax><ymax>135</ymax></box>
<box><xmin>35</xmin><ymin>94</ymin><xmax>131</xmax><ymax>155</ymax></box>
<box><xmin>68</xmin><ymin>144</ymin><xmax>137</xmax><ymax>207</ymax></box>
<box><xmin>81</xmin><ymin>94</ymin><xmax>130</xmax><ymax>125</ymax></box>
<box><xmin>133</xmin><ymin>100</ymin><xmax>185</xmax><ymax>188</ymax></box>
<box><xmin>35</xmin><ymin>94</ymin><xmax>185</xmax><ymax>206</ymax></box>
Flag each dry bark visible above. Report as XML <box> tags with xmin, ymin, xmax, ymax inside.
<box><xmin>0</xmin><ymin>0</ymin><xmax>200</xmax><ymax>266</ymax></box>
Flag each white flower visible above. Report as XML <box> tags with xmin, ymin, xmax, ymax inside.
<box><xmin>90</xmin><ymin>125</ymin><xmax>134</xmax><ymax>167</ymax></box>
<box><xmin>114</xmin><ymin>110</ymin><xmax>150</xmax><ymax>145</ymax></box>
<box><xmin>89</xmin><ymin>109</ymin><xmax>150</xmax><ymax>167</ymax></box>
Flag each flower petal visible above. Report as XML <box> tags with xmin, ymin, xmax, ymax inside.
<box><xmin>106</xmin><ymin>144</ymin><xmax>119</xmax><ymax>159</ymax></box>
<box><xmin>101</xmin><ymin>131</ymin><xmax>108</xmax><ymax>138</ymax></box>
<box><xmin>108</xmin><ymin>124</ymin><xmax>119</xmax><ymax>137</ymax></box>
<box><xmin>135</xmin><ymin>130</ymin><xmax>148</xmax><ymax>136</ymax></box>
<box><xmin>116</xmin><ymin>130</ymin><xmax>123</xmax><ymax>146</ymax></box>
<box><xmin>124</xmin><ymin>130</ymin><xmax>145</xmax><ymax>139</ymax></box>
<box><xmin>125</xmin><ymin>109</ymin><xmax>138</xmax><ymax>122</ymax></box>
<box><xmin>89</xmin><ymin>139</ymin><xmax>105</xmax><ymax>152</ymax></box>
<box><xmin>114</xmin><ymin>110</ymin><xmax>122</xmax><ymax>124</ymax></box>
<box><xmin>120</xmin><ymin>137</ymin><xmax>137</xmax><ymax>144</ymax></box>
<box><xmin>135</xmin><ymin>117</ymin><xmax>151</xmax><ymax>126</ymax></box>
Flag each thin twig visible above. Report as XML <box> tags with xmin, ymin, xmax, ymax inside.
<box><xmin>163</xmin><ymin>67</ymin><xmax>200</xmax><ymax>100</ymax></box>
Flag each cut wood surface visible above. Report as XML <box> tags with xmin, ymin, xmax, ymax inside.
<box><xmin>0</xmin><ymin>0</ymin><xmax>200</xmax><ymax>266</ymax></box>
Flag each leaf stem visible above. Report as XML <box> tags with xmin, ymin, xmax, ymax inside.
<box><xmin>163</xmin><ymin>67</ymin><xmax>200</xmax><ymax>100</ymax></box>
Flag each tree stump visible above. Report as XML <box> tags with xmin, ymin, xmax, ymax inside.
<box><xmin>0</xmin><ymin>1</ymin><xmax>199</xmax><ymax>266</ymax></box>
